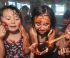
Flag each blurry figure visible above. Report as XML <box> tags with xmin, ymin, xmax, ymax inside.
<box><xmin>56</xmin><ymin>10</ymin><xmax>70</xmax><ymax>58</ymax></box>
<box><xmin>57</xmin><ymin>10</ymin><xmax>70</xmax><ymax>36</ymax></box>
<box><xmin>20</xmin><ymin>5</ymin><xmax>32</xmax><ymax>33</ymax></box>
<box><xmin>61</xmin><ymin>10</ymin><xmax>70</xmax><ymax>32</ymax></box>
<box><xmin>20</xmin><ymin>5</ymin><xmax>29</xmax><ymax>19</ymax></box>
<box><xmin>56</xmin><ymin>24</ymin><xmax>70</xmax><ymax>58</ymax></box>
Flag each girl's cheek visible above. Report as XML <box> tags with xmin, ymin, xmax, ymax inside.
<box><xmin>1</xmin><ymin>22</ymin><xmax>8</xmax><ymax>30</ymax></box>
<box><xmin>18</xmin><ymin>22</ymin><xmax>21</xmax><ymax>28</ymax></box>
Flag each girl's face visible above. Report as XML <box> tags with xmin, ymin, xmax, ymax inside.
<box><xmin>63</xmin><ymin>19</ymin><xmax>70</xmax><ymax>26</ymax></box>
<box><xmin>34</xmin><ymin>15</ymin><xmax>51</xmax><ymax>35</ymax></box>
<box><xmin>1</xmin><ymin>9</ymin><xmax>21</xmax><ymax>32</ymax></box>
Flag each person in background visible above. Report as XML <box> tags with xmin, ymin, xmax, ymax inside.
<box><xmin>20</xmin><ymin>5</ymin><xmax>31</xmax><ymax>33</ymax></box>
<box><xmin>61</xmin><ymin>10</ymin><xmax>70</xmax><ymax>32</ymax></box>
<box><xmin>56</xmin><ymin>10</ymin><xmax>70</xmax><ymax>58</ymax></box>
<box><xmin>29</xmin><ymin>5</ymin><xmax>58</xmax><ymax>58</ymax></box>
<box><xmin>0</xmin><ymin>5</ymin><xmax>30</xmax><ymax>58</ymax></box>
<box><xmin>56</xmin><ymin>23</ymin><xmax>70</xmax><ymax>58</ymax></box>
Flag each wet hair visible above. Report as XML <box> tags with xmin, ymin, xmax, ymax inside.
<box><xmin>31</xmin><ymin>5</ymin><xmax>56</xmax><ymax>29</ymax></box>
<box><xmin>0</xmin><ymin>5</ymin><xmax>23</xmax><ymax>25</ymax></box>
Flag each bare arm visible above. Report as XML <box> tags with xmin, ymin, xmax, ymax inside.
<box><xmin>0</xmin><ymin>23</ymin><xmax>6</xmax><ymax>58</ymax></box>
<box><xmin>0</xmin><ymin>39</ymin><xmax>5</xmax><ymax>58</ymax></box>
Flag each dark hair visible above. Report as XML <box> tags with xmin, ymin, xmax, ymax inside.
<box><xmin>0</xmin><ymin>5</ymin><xmax>23</xmax><ymax>24</ymax></box>
<box><xmin>20</xmin><ymin>5</ymin><xmax>29</xmax><ymax>16</ymax></box>
<box><xmin>20</xmin><ymin>5</ymin><xmax>29</xmax><ymax>11</ymax></box>
<box><xmin>63</xmin><ymin>10</ymin><xmax>70</xmax><ymax>20</ymax></box>
<box><xmin>31</xmin><ymin>5</ymin><xmax>56</xmax><ymax>29</ymax></box>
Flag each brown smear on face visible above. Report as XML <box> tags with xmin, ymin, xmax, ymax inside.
<box><xmin>34</xmin><ymin>14</ymin><xmax>51</xmax><ymax>35</ymax></box>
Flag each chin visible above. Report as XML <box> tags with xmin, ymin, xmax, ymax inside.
<box><xmin>9</xmin><ymin>29</ymin><xmax>17</xmax><ymax>31</ymax></box>
<box><xmin>8</xmin><ymin>29</ymin><xmax>19</xmax><ymax>33</ymax></box>
<box><xmin>39</xmin><ymin>32</ymin><xmax>46</xmax><ymax>35</ymax></box>
<box><xmin>40</xmin><ymin>32</ymin><xmax>44</xmax><ymax>34</ymax></box>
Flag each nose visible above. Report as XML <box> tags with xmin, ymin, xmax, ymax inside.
<box><xmin>39</xmin><ymin>25</ymin><xmax>45</xmax><ymax>30</ymax></box>
<box><xmin>11</xmin><ymin>18</ymin><xmax>15</xmax><ymax>24</ymax></box>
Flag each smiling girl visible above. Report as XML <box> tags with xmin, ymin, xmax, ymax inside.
<box><xmin>29</xmin><ymin>5</ymin><xmax>58</xmax><ymax>58</ymax></box>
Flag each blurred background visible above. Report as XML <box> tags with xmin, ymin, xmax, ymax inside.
<box><xmin>0</xmin><ymin>0</ymin><xmax>70</xmax><ymax>29</ymax></box>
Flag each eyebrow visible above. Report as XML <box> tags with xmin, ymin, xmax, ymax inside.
<box><xmin>3</xmin><ymin>16</ymin><xmax>10</xmax><ymax>18</ymax></box>
<box><xmin>35</xmin><ymin>22</ymin><xmax>41</xmax><ymax>23</ymax></box>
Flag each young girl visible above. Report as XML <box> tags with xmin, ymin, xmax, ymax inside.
<box><xmin>0</xmin><ymin>5</ymin><xmax>30</xmax><ymax>58</ymax></box>
<box><xmin>29</xmin><ymin>5</ymin><xmax>58</xmax><ymax>58</ymax></box>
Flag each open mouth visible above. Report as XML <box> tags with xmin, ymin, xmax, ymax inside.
<box><xmin>39</xmin><ymin>30</ymin><xmax>46</xmax><ymax>33</ymax></box>
<box><xmin>10</xmin><ymin>26</ymin><xmax>17</xmax><ymax>28</ymax></box>
<box><xmin>10</xmin><ymin>26</ymin><xmax>16</xmax><ymax>27</ymax></box>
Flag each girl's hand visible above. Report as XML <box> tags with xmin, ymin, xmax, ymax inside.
<box><xmin>29</xmin><ymin>43</ymin><xmax>49</xmax><ymax>55</ymax></box>
<box><xmin>39</xmin><ymin>48</ymin><xmax>48</xmax><ymax>55</ymax></box>
<box><xmin>29</xmin><ymin>43</ymin><xmax>43</xmax><ymax>55</ymax></box>
<box><xmin>58</xmin><ymin>48</ymin><xmax>70</xmax><ymax>56</ymax></box>
<box><xmin>29</xmin><ymin>43</ymin><xmax>38</xmax><ymax>53</ymax></box>
<box><xmin>0</xmin><ymin>23</ymin><xmax>6</xmax><ymax>39</ymax></box>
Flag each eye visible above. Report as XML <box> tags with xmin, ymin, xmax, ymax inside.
<box><xmin>15</xmin><ymin>15</ymin><xmax>20</xmax><ymax>20</ymax></box>
<box><xmin>15</xmin><ymin>17</ymin><xmax>20</xmax><ymax>20</ymax></box>
<box><xmin>16</xmin><ymin>18</ymin><xmax>19</xmax><ymax>20</ymax></box>
<box><xmin>6</xmin><ymin>18</ymin><xmax>10</xmax><ymax>20</ymax></box>
<box><xmin>35</xmin><ymin>23</ymin><xmax>40</xmax><ymax>26</ymax></box>
<box><xmin>3</xmin><ymin>16</ymin><xmax>10</xmax><ymax>20</ymax></box>
<box><xmin>5</xmin><ymin>17</ymin><xmax>10</xmax><ymax>20</ymax></box>
<box><xmin>44</xmin><ymin>23</ymin><xmax>50</xmax><ymax>26</ymax></box>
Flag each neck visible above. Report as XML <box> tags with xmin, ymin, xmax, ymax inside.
<box><xmin>37</xmin><ymin>32</ymin><xmax>48</xmax><ymax>39</ymax></box>
<box><xmin>39</xmin><ymin>34</ymin><xmax>47</xmax><ymax>39</ymax></box>
<box><xmin>8</xmin><ymin>29</ymin><xmax>20</xmax><ymax>34</ymax></box>
<box><xmin>8</xmin><ymin>31</ymin><xmax>21</xmax><ymax>39</ymax></box>
<box><xmin>9</xmin><ymin>32</ymin><xmax>20</xmax><ymax>36</ymax></box>
<box><xmin>39</xmin><ymin>34</ymin><xmax>45</xmax><ymax>38</ymax></box>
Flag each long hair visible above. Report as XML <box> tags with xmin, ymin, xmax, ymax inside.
<box><xmin>31</xmin><ymin>5</ymin><xmax>56</xmax><ymax>44</ymax></box>
<box><xmin>0</xmin><ymin>5</ymin><xmax>30</xmax><ymax>54</ymax></box>
<box><xmin>31</xmin><ymin>5</ymin><xmax>56</xmax><ymax>29</ymax></box>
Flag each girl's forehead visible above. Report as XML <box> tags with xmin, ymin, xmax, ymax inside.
<box><xmin>3</xmin><ymin>9</ymin><xmax>17</xmax><ymax>16</ymax></box>
<box><xmin>34</xmin><ymin>15</ymin><xmax>50</xmax><ymax>22</ymax></box>
<box><xmin>35</xmin><ymin>13</ymin><xmax>49</xmax><ymax>19</ymax></box>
